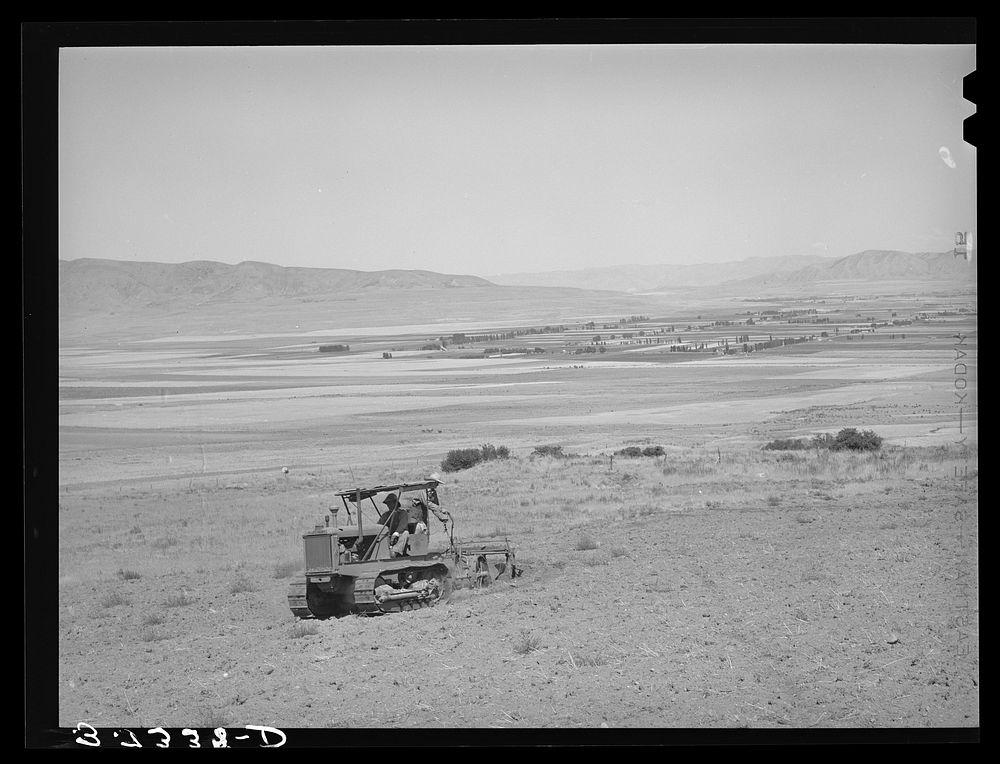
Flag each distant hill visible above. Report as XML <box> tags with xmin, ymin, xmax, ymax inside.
<box><xmin>58</xmin><ymin>259</ymin><xmax>495</xmax><ymax>314</ymax></box>
<box><xmin>725</xmin><ymin>250</ymin><xmax>975</xmax><ymax>289</ymax></box>
<box><xmin>491</xmin><ymin>250</ymin><xmax>975</xmax><ymax>293</ymax></box>
<box><xmin>491</xmin><ymin>254</ymin><xmax>836</xmax><ymax>292</ymax></box>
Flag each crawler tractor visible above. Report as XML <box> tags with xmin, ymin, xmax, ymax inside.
<box><xmin>288</xmin><ymin>479</ymin><xmax>519</xmax><ymax>618</ymax></box>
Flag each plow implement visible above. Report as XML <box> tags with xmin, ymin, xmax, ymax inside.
<box><xmin>451</xmin><ymin>539</ymin><xmax>520</xmax><ymax>587</ymax></box>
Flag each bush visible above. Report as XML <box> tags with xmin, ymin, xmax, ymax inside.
<box><xmin>811</xmin><ymin>433</ymin><xmax>836</xmax><ymax>449</ymax></box>
<box><xmin>479</xmin><ymin>443</ymin><xmax>510</xmax><ymax>461</ymax></box>
<box><xmin>532</xmin><ymin>444</ymin><xmax>565</xmax><ymax>458</ymax></box>
<box><xmin>763</xmin><ymin>438</ymin><xmax>811</xmax><ymax>451</ymax></box>
<box><xmin>764</xmin><ymin>429</ymin><xmax>882</xmax><ymax>452</ymax></box>
<box><xmin>830</xmin><ymin>428</ymin><xmax>883</xmax><ymax>452</ymax></box>
<box><xmin>441</xmin><ymin>448</ymin><xmax>485</xmax><ymax>473</ymax></box>
<box><xmin>440</xmin><ymin>443</ymin><xmax>510</xmax><ymax>473</ymax></box>
<box><xmin>614</xmin><ymin>446</ymin><xmax>643</xmax><ymax>457</ymax></box>
<box><xmin>614</xmin><ymin>445</ymin><xmax>664</xmax><ymax>458</ymax></box>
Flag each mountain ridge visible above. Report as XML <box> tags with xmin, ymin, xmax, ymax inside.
<box><xmin>491</xmin><ymin>254</ymin><xmax>838</xmax><ymax>292</ymax></box>
<box><xmin>58</xmin><ymin>258</ymin><xmax>496</xmax><ymax>313</ymax></box>
<box><xmin>718</xmin><ymin>250</ymin><xmax>974</xmax><ymax>290</ymax></box>
<box><xmin>491</xmin><ymin>250</ymin><xmax>973</xmax><ymax>292</ymax></box>
<box><xmin>59</xmin><ymin>249</ymin><xmax>976</xmax><ymax>318</ymax></box>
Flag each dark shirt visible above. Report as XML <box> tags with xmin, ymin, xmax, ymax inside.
<box><xmin>407</xmin><ymin>498</ymin><xmax>429</xmax><ymax>526</ymax></box>
<box><xmin>378</xmin><ymin>506</ymin><xmax>408</xmax><ymax>535</ymax></box>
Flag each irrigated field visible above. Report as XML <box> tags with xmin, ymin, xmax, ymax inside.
<box><xmin>56</xmin><ymin>287</ymin><xmax>978</xmax><ymax>732</ymax></box>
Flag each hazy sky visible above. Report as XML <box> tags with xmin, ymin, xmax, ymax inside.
<box><xmin>59</xmin><ymin>44</ymin><xmax>975</xmax><ymax>277</ymax></box>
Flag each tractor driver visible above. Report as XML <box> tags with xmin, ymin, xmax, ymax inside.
<box><xmin>379</xmin><ymin>493</ymin><xmax>410</xmax><ymax>557</ymax></box>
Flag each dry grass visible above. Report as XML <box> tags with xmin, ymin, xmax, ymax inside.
<box><xmin>567</xmin><ymin>650</ymin><xmax>612</xmax><ymax>668</ymax></box>
<box><xmin>59</xmin><ymin>443</ymin><xmax>975</xmax><ymax>647</ymax></box>
<box><xmin>140</xmin><ymin>626</ymin><xmax>167</xmax><ymax>642</ymax></box>
<box><xmin>418</xmin><ymin>444</ymin><xmax>976</xmax><ymax>563</ymax></box>
<box><xmin>116</xmin><ymin>568</ymin><xmax>142</xmax><ymax>581</ymax></box>
<box><xmin>229</xmin><ymin>575</ymin><xmax>257</xmax><ymax>595</ymax></box>
<box><xmin>100</xmin><ymin>591</ymin><xmax>130</xmax><ymax>608</ymax></box>
<box><xmin>513</xmin><ymin>630</ymin><xmax>543</xmax><ymax>655</ymax></box>
<box><xmin>290</xmin><ymin>622</ymin><xmax>320</xmax><ymax>639</ymax></box>
<box><xmin>273</xmin><ymin>560</ymin><xmax>300</xmax><ymax>579</ymax></box>
<box><xmin>447</xmin><ymin>581</ymin><xmax>509</xmax><ymax>604</ymax></box>
<box><xmin>150</xmin><ymin>536</ymin><xmax>179</xmax><ymax>551</ymax></box>
<box><xmin>164</xmin><ymin>591</ymin><xmax>195</xmax><ymax>608</ymax></box>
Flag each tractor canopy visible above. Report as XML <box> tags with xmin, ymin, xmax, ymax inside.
<box><xmin>335</xmin><ymin>481</ymin><xmax>442</xmax><ymax>502</ymax></box>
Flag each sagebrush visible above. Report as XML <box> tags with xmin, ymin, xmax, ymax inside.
<box><xmin>532</xmin><ymin>444</ymin><xmax>565</xmax><ymax>458</ymax></box>
<box><xmin>614</xmin><ymin>445</ymin><xmax>665</xmax><ymax>458</ymax></box>
<box><xmin>764</xmin><ymin>428</ymin><xmax>883</xmax><ymax>452</ymax></box>
<box><xmin>441</xmin><ymin>443</ymin><xmax>510</xmax><ymax>473</ymax></box>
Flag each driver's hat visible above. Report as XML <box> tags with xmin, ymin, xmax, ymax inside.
<box><xmin>382</xmin><ymin>493</ymin><xmax>399</xmax><ymax>506</ymax></box>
